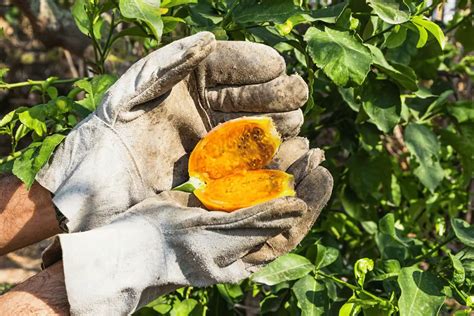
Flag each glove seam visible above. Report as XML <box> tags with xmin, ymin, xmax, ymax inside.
<box><xmin>189</xmin><ymin>67</ymin><xmax>213</xmax><ymax>131</ymax></box>
<box><xmin>95</xmin><ymin>114</ymin><xmax>148</xmax><ymax>192</ymax></box>
<box><xmin>163</xmin><ymin>199</ymin><xmax>300</xmax><ymax>232</ymax></box>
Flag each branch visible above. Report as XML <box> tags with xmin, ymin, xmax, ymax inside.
<box><xmin>0</xmin><ymin>78</ymin><xmax>82</xmax><ymax>90</ymax></box>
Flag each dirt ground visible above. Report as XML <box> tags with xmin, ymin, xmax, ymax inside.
<box><xmin>0</xmin><ymin>239</ymin><xmax>51</xmax><ymax>290</ymax></box>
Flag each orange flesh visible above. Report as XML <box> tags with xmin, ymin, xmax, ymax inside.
<box><xmin>194</xmin><ymin>170</ymin><xmax>295</xmax><ymax>212</ymax></box>
<box><xmin>187</xmin><ymin>117</ymin><xmax>295</xmax><ymax>212</ymax></box>
<box><xmin>189</xmin><ymin>117</ymin><xmax>281</xmax><ymax>181</ymax></box>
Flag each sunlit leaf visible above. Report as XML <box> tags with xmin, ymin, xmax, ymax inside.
<box><xmin>292</xmin><ymin>275</ymin><xmax>328</xmax><ymax>316</ymax></box>
<box><xmin>398</xmin><ymin>266</ymin><xmax>445</xmax><ymax>316</ymax></box>
<box><xmin>119</xmin><ymin>0</ymin><xmax>164</xmax><ymax>40</ymax></box>
<box><xmin>412</xmin><ymin>16</ymin><xmax>445</xmax><ymax>49</ymax></box>
<box><xmin>368</xmin><ymin>0</ymin><xmax>410</xmax><ymax>24</ymax></box>
<box><xmin>404</xmin><ymin>123</ymin><xmax>444</xmax><ymax>192</ymax></box>
<box><xmin>251</xmin><ymin>254</ymin><xmax>313</xmax><ymax>285</ymax></box>
<box><xmin>452</xmin><ymin>218</ymin><xmax>474</xmax><ymax>248</ymax></box>
<box><xmin>304</xmin><ymin>26</ymin><xmax>372</xmax><ymax>86</ymax></box>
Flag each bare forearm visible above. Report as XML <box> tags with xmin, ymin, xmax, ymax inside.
<box><xmin>0</xmin><ymin>261</ymin><xmax>70</xmax><ymax>315</ymax></box>
<box><xmin>0</xmin><ymin>175</ymin><xmax>60</xmax><ymax>256</ymax></box>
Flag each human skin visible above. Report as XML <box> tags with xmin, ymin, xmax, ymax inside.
<box><xmin>0</xmin><ymin>261</ymin><xmax>70</xmax><ymax>315</ymax></box>
<box><xmin>0</xmin><ymin>175</ymin><xmax>61</xmax><ymax>256</ymax></box>
<box><xmin>0</xmin><ymin>175</ymin><xmax>69</xmax><ymax>314</ymax></box>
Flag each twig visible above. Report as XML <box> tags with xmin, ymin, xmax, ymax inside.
<box><xmin>0</xmin><ymin>78</ymin><xmax>82</xmax><ymax>90</ymax></box>
<box><xmin>316</xmin><ymin>271</ymin><xmax>392</xmax><ymax>307</ymax></box>
<box><xmin>411</xmin><ymin>234</ymin><xmax>456</xmax><ymax>263</ymax></box>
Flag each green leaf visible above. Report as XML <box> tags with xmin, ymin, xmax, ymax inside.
<box><xmin>187</xmin><ymin>1</ymin><xmax>223</xmax><ymax>26</ymax></box>
<box><xmin>169</xmin><ymin>299</ymin><xmax>198</xmax><ymax>316</ymax></box>
<box><xmin>71</xmin><ymin>0</ymin><xmax>89</xmax><ymax>36</ymax></box>
<box><xmin>304</xmin><ymin>26</ymin><xmax>372</xmax><ymax>86</ymax></box>
<box><xmin>412</xmin><ymin>22</ymin><xmax>428</xmax><ymax>48</ymax></box>
<box><xmin>439</xmin><ymin>123</ymin><xmax>474</xmax><ymax>186</ymax></box>
<box><xmin>172</xmin><ymin>177</ymin><xmax>204</xmax><ymax>193</ymax></box>
<box><xmin>339</xmin><ymin>297</ymin><xmax>362</xmax><ymax>316</ymax></box>
<box><xmin>12</xmin><ymin>134</ymin><xmax>65</xmax><ymax>188</ymax></box>
<box><xmin>18</xmin><ymin>106</ymin><xmax>47</xmax><ymax>137</ymax></box>
<box><xmin>119</xmin><ymin>0</ymin><xmax>164</xmax><ymax>40</ymax></box>
<box><xmin>448</xmin><ymin>100</ymin><xmax>474</xmax><ymax>123</ymax></box>
<box><xmin>385</xmin><ymin>25</ymin><xmax>407</xmax><ymax>48</ymax></box>
<box><xmin>449</xmin><ymin>252</ymin><xmax>465</xmax><ymax>285</ymax></box>
<box><xmin>349</xmin><ymin>151</ymin><xmax>391</xmax><ymax>200</ymax></box>
<box><xmin>75</xmin><ymin>75</ymin><xmax>117</xmax><ymax>112</ymax></box>
<box><xmin>451</xmin><ymin>218</ymin><xmax>474</xmax><ymax>248</ymax></box>
<box><xmin>0</xmin><ymin>67</ymin><xmax>9</xmax><ymax>82</ymax></box>
<box><xmin>231</xmin><ymin>0</ymin><xmax>302</xmax><ymax>25</ymax></box>
<box><xmin>457</xmin><ymin>248</ymin><xmax>474</xmax><ymax>280</ymax></box>
<box><xmin>292</xmin><ymin>275</ymin><xmax>328</xmax><ymax>316</ymax></box>
<box><xmin>162</xmin><ymin>16</ymin><xmax>185</xmax><ymax>34</ymax></box>
<box><xmin>216</xmin><ymin>283</ymin><xmax>243</xmax><ymax>304</ymax></box>
<box><xmin>361</xmin><ymin>79</ymin><xmax>401</xmax><ymax>132</ymax></box>
<box><xmin>311</xmin><ymin>2</ymin><xmax>348</xmax><ymax>23</ymax></box>
<box><xmin>404</xmin><ymin>123</ymin><xmax>444</xmax><ymax>192</ymax></box>
<box><xmin>338</xmin><ymin>87</ymin><xmax>360</xmax><ymax>112</ymax></box>
<box><xmin>33</xmin><ymin>134</ymin><xmax>65</xmax><ymax>169</ymax></box>
<box><xmin>161</xmin><ymin>0</ymin><xmax>197</xmax><ymax>8</ymax></box>
<box><xmin>386</xmin><ymin>29</ymin><xmax>419</xmax><ymax>64</ymax></box>
<box><xmin>367</xmin><ymin>44</ymin><xmax>417</xmax><ymax>91</ymax></box>
<box><xmin>251</xmin><ymin>254</ymin><xmax>314</xmax><ymax>285</ymax></box>
<box><xmin>153</xmin><ymin>304</ymin><xmax>172</xmax><ymax>314</ymax></box>
<box><xmin>376</xmin><ymin>214</ymin><xmax>410</xmax><ymax>262</ymax></box>
<box><xmin>368</xmin><ymin>0</ymin><xmax>410</xmax><ymax>24</ymax></box>
<box><xmin>14</xmin><ymin>124</ymin><xmax>30</xmax><ymax>144</ymax></box>
<box><xmin>422</xmin><ymin>90</ymin><xmax>453</xmax><ymax>118</ymax></box>
<box><xmin>315</xmin><ymin>244</ymin><xmax>339</xmax><ymax>269</ymax></box>
<box><xmin>397</xmin><ymin>266</ymin><xmax>445</xmax><ymax>316</ymax></box>
<box><xmin>0</xmin><ymin>109</ymin><xmax>18</xmax><ymax>127</ymax></box>
<box><xmin>411</xmin><ymin>16</ymin><xmax>445</xmax><ymax>49</ymax></box>
<box><xmin>11</xmin><ymin>149</ymin><xmax>38</xmax><ymax>184</ymax></box>
<box><xmin>260</xmin><ymin>294</ymin><xmax>284</xmax><ymax>314</ymax></box>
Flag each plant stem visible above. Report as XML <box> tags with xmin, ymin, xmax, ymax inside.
<box><xmin>221</xmin><ymin>0</ymin><xmax>241</xmax><ymax>30</ymax></box>
<box><xmin>364</xmin><ymin>25</ymin><xmax>396</xmax><ymax>43</ymax></box>
<box><xmin>0</xmin><ymin>78</ymin><xmax>82</xmax><ymax>90</ymax></box>
<box><xmin>412</xmin><ymin>234</ymin><xmax>456</xmax><ymax>262</ymax></box>
<box><xmin>316</xmin><ymin>271</ymin><xmax>390</xmax><ymax>306</ymax></box>
<box><xmin>0</xmin><ymin>150</ymin><xmax>22</xmax><ymax>164</ymax></box>
<box><xmin>445</xmin><ymin>13</ymin><xmax>473</xmax><ymax>33</ymax></box>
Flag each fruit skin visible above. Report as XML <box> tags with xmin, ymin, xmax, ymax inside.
<box><xmin>189</xmin><ymin>117</ymin><xmax>281</xmax><ymax>182</ymax></box>
<box><xmin>194</xmin><ymin>170</ymin><xmax>296</xmax><ymax>212</ymax></box>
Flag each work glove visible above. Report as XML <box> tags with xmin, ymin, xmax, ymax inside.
<box><xmin>48</xmin><ymin>144</ymin><xmax>332</xmax><ymax>315</ymax></box>
<box><xmin>36</xmin><ymin>31</ymin><xmax>309</xmax><ymax>233</ymax></box>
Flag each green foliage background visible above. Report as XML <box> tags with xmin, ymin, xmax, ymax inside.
<box><xmin>1</xmin><ymin>0</ymin><xmax>473</xmax><ymax>315</ymax></box>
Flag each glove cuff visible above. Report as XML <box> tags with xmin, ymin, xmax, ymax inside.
<box><xmin>36</xmin><ymin>114</ymin><xmax>147</xmax><ymax>232</ymax></box>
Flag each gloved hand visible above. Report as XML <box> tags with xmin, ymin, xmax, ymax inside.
<box><xmin>37</xmin><ymin>31</ymin><xmax>334</xmax><ymax>315</ymax></box>
<box><xmin>51</xmin><ymin>143</ymin><xmax>332</xmax><ymax>315</ymax></box>
<box><xmin>36</xmin><ymin>31</ymin><xmax>308</xmax><ymax>232</ymax></box>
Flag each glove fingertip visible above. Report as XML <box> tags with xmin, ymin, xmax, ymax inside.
<box><xmin>296</xmin><ymin>166</ymin><xmax>333</xmax><ymax>211</ymax></box>
<box><xmin>288</xmin><ymin>148</ymin><xmax>325</xmax><ymax>184</ymax></box>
